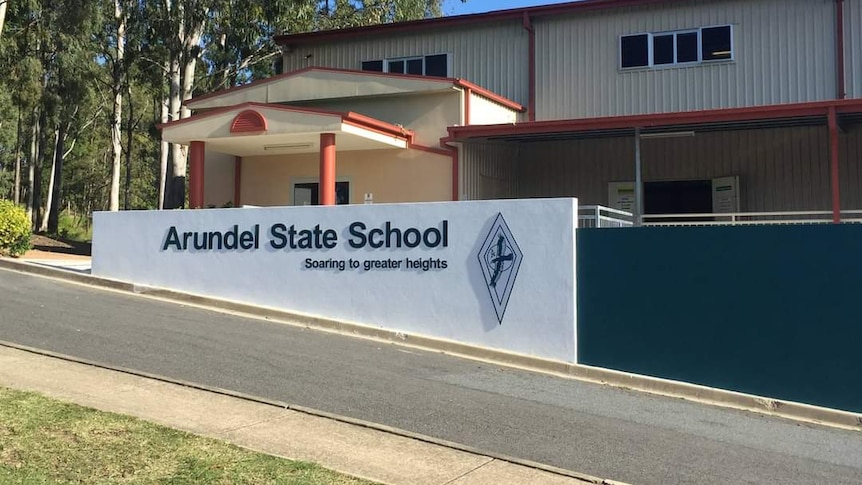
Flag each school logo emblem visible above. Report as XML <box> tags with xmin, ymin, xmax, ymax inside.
<box><xmin>477</xmin><ymin>213</ymin><xmax>523</xmax><ymax>324</ymax></box>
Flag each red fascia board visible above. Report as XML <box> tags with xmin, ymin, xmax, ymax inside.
<box><xmin>447</xmin><ymin>100</ymin><xmax>862</xmax><ymax>139</ymax></box>
<box><xmin>342</xmin><ymin>112</ymin><xmax>415</xmax><ymax>142</ymax></box>
<box><xmin>275</xmin><ymin>0</ymin><xmax>684</xmax><ymax>46</ymax></box>
<box><xmin>409</xmin><ymin>143</ymin><xmax>451</xmax><ymax>156</ymax></box>
<box><xmin>454</xmin><ymin>80</ymin><xmax>524</xmax><ymax>112</ymax></box>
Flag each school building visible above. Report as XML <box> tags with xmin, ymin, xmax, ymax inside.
<box><xmin>160</xmin><ymin>0</ymin><xmax>862</xmax><ymax>225</ymax></box>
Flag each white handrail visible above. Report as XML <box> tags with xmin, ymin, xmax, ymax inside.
<box><xmin>641</xmin><ymin>209</ymin><xmax>862</xmax><ymax>227</ymax></box>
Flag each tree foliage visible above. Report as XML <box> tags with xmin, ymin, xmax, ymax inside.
<box><xmin>0</xmin><ymin>0</ymin><xmax>454</xmax><ymax>235</ymax></box>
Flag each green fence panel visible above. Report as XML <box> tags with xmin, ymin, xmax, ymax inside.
<box><xmin>577</xmin><ymin>224</ymin><xmax>862</xmax><ymax>413</ymax></box>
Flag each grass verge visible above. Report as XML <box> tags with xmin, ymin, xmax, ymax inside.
<box><xmin>0</xmin><ymin>387</ymin><xmax>378</xmax><ymax>485</ymax></box>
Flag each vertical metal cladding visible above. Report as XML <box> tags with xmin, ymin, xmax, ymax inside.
<box><xmin>460</xmin><ymin>142</ymin><xmax>519</xmax><ymax>200</ymax></box>
<box><xmin>507</xmin><ymin>126</ymin><xmax>848</xmax><ymax>212</ymax></box>
<box><xmin>535</xmin><ymin>0</ymin><xmax>837</xmax><ymax>120</ymax></box>
<box><xmin>281</xmin><ymin>20</ymin><xmax>529</xmax><ymax>109</ymax></box>
<box><xmin>840</xmin><ymin>124</ymin><xmax>862</xmax><ymax>210</ymax></box>
<box><xmin>515</xmin><ymin>136</ymin><xmax>635</xmax><ymax>203</ymax></box>
<box><xmin>846</xmin><ymin>0</ymin><xmax>862</xmax><ymax>99</ymax></box>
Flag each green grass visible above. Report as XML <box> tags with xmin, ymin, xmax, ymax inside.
<box><xmin>0</xmin><ymin>388</ymin><xmax>378</xmax><ymax>485</ymax></box>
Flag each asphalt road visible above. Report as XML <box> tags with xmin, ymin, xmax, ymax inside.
<box><xmin>1</xmin><ymin>268</ymin><xmax>860</xmax><ymax>485</ymax></box>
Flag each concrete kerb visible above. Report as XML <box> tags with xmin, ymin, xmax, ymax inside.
<box><xmin>1</xmin><ymin>257</ymin><xmax>860</xmax><ymax>434</ymax></box>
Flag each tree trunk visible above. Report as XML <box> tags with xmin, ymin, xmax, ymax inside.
<box><xmin>124</xmin><ymin>84</ymin><xmax>134</xmax><ymax>210</ymax></box>
<box><xmin>26</xmin><ymin>113</ymin><xmax>38</xmax><ymax>225</ymax></box>
<box><xmin>33</xmin><ymin>108</ymin><xmax>47</xmax><ymax>228</ymax></box>
<box><xmin>46</xmin><ymin>122</ymin><xmax>65</xmax><ymax>234</ymax></box>
<box><xmin>40</xmin><ymin>126</ymin><xmax>60</xmax><ymax>233</ymax></box>
<box><xmin>0</xmin><ymin>0</ymin><xmax>8</xmax><ymax>38</ymax></box>
<box><xmin>158</xmin><ymin>99</ymin><xmax>169</xmax><ymax>210</ymax></box>
<box><xmin>109</xmin><ymin>0</ymin><xmax>126</xmax><ymax>212</ymax></box>
<box><xmin>166</xmin><ymin>50</ymin><xmax>184</xmax><ymax>209</ymax></box>
<box><xmin>13</xmin><ymin>112</ymin><xmax>21</xmax><ymax>204</ymax></box>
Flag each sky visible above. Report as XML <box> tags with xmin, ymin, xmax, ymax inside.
<box><xmin>442</xmin><ymin>0</ymin><xmax>577</xmax><ymax>16</ymax></box>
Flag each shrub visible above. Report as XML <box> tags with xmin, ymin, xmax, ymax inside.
<box><xmin>0</xmin><ymin>200</ymin><xmax>32</xmax><ymax>257</ymax></box>
<box><xmin>57</xmin><ymin>210</ymin><xmax>91</xmax><ymax>242</ymax></box>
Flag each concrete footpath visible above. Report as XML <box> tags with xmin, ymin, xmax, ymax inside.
<box><xmin>0</xmin><ymin>345</ymin><xmax>604</xmax><ymax>485</ymax></box>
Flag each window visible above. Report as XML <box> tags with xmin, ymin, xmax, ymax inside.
<box><xmin>361</xmin><ymin>60</ymin><xmax>383</xmax><ymax>72</ymax></box>
<box><xmin>621</xmin><ymin>34</ymin><xmax>649</xmax><ymax>69</ymax></box>
<box><xmin>360</xmin><ymin>53</ymin><xmax>449</xmax><ymax>77</ymax></box>
<box><xmin>293</xmin><ymin>182</ymin><xmax>350</xmax><ymax>206</ymax></box>
<box><xmin>701</xmin><ymin>26</ymin><xmax>732</xmax><ymax>61</ymax></box>
<box><xmin>620</xmin><ymin>25</ymin><xmax>733</xmax><ymax>69</ymax></box>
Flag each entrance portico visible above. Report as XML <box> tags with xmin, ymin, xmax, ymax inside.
<box><xmin>160</xmin><ymin>102</ymin><xmax>414</xmax><ymax>208</ymax></box>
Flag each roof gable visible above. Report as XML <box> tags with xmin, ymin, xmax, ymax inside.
<box><xmin>185</xmin><ymin>67</ymin><xmax>523</xmax><ymax>112</ymax></box>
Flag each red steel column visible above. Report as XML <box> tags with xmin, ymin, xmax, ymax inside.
<box><xmin>189</xmin><ymin>141</ymin><xmax>205</xmax><ymax>209</ymax></box>
<box><xmin>829</xmin><ymin>107</ymin><xmax>841</xmax><ymax>223</ymax></box>
<box><xmin>233</xmin><ymin>156</ymin><xmax>242</xmax><ymax>207</ymax></box>
<box><xmin>320</xmin><ymin>133</ymin><xmax>336</xmax><ymax>205</ymax></box>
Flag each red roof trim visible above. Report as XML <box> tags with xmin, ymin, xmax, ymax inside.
<box><xmin>158</xmin><ymin>102</ymin><xmax>414</xmax><ymax>141</ymax></box>
<box><xmin>447</xmin><ymin>100</ymin><xmax>862</xmax><ymax>140</ymax></box>
<box><xmin>275</xmin><ymin>0</ymin><xmax>685</xmax><ymax>46</ymax></box>
<box><xmin>454</xmin><ymin>80</ymin><xmax>524</xmax><ymax>112</ymax></box>
<box><xmin>184</xmin><ymin>67</ymin><xmax>522</xmax><ymax>112</ymax></box>
<box><xmin>230</xmin><ymin>110</ymin><xmax>268</xmax><ymax>133</ymax></box>
<box><xmin>408</xmin><ymin>143</ymin><xmax>451</xmax><ymax>157</ymax></box>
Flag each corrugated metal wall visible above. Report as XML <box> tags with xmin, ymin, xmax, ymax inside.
<box><xmin>460</xmin><ymin>142</ymin><xmax>519</xmax><ymax>200</ymax></box>
<box><xmin>845</xmin><ymin>0</ymin><xmax>862</xmax><ymax>99</ymax></box>
<box><xmin>514</xmin><ymin>137</ymin><xmax>635</xmax><ymax>204</ymax></box>
<box><xmin>468</xmin><ymin>93</ymin><xmax>519</xmax><ymax>125</ymax></box>
<box><xmin>535</xmin><ymin>0</ymin><xmax>837</xmax><ymax>120</ymax></box>
<box><xmin>282</xmin><ymin>20</ymin><xmax>529</xmax><ymax>108</ymax></box>
<box><xmin>462</xmin><ymin>126</ymin><xmax>862</xmax><ymax>212</ymax></box>
<box><xmin>840</xmin><ymin>123</ymin><xmax>862</xmax><ymax>210</ymax></box>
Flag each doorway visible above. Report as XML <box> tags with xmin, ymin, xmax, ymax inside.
<box><xmin>644</xmin><ymin>180</ymin><xmax>712</xmax><ymax>219</ymax></box>
<box><xmin>293</xmin><ymin>181</ymin><xmax>350</xmax><ymax>205</ymax></box>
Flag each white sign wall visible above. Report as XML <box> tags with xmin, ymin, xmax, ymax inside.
<box><xmin>92</xmin><ymin>199</ymin><xmax>578</xmax><ymax>362</ymax></box>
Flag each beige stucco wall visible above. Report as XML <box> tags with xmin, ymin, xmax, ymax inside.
<box><xmin>240</xmin><ymin>148</ymin><xmax>451</xmax><ymax>206</ymax></box>
<box><xmin>297</xmin><ymin>92</ymin><xmax>461</xmax><ymax>147</ymax></box>
<box><xmin>203</xmin><ymin>149</ymin><xmax>236</xmax><ymax>208</ymax></box>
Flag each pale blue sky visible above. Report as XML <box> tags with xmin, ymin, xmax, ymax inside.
<box><xmin>443</xmin><ymin>0</ymin><xmax>576</xmax><ymax>16</ymax></box>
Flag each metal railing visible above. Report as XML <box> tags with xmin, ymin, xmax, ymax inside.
<box><xmin>642</xmin><ymin>210</ymin><xmax>862</xmax><ymax>226</ymax></box>
<box><xmin>579</xmin><ymin>205</ymin><xmax>634</xmax><ymax>228</ymax></box>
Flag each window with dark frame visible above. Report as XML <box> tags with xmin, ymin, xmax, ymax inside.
<box><xmin>360</xmin><ymin>53</ymin><xmax>449</xmax><ymax>77</ymax></box>
<box><xmin>621</xmin><ymin>25</ymin><xmax>732</xmax><ymax>69</ymax></box>
<box><xmin>360</xmin><ymin>60</ymin><xmax>383</xmax><ymax>72</ymax></box>
<box><xmin>620</xmin><ymin>34</ymin><xmax>649</xmax><ymax>69</ymax></box>
<box><xmin>702</xmin><ymin>26</ymin><xmax>732</xmax><ymax>61</ymax></box>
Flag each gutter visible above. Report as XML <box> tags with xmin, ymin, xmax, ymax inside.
<box><xmin>836</xmin><ymin>0</ymin><xmax>846</xmax><ymax>99</ymax></box>
<box><xmin>523</xmin><ymin>12</ymin><xmax>537</xmax><ymax>122</ymax></box>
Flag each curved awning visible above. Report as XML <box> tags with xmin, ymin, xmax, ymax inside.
<box><xmin>159</xmin><ymin>102</ymin><xmax>414</xmax><ymax>156</ymax></box>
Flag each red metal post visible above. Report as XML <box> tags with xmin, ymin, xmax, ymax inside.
<box><xmin>233</xmin><ymin>156</ymin><xmax>242</xmax><ymax>207</ymax></box>
<box><xmin>189</xmin><ymin>141</ymin><xmax>205</xmax><ymax>209</ymax></box>
<box><xmin>829</xmin><ymin>107</ymin><xmax>841</xmax><ymax>223</ymax></box>
<box><xmin>320</xmin><ymin>133</ymin><xmax>336</xmax><ymax>205</ymax></box>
